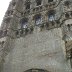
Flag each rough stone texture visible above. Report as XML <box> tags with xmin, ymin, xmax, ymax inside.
<box><xmin>1</xmin><ymin>28</ymin><xmax>71</xmax><ymax>72</ymax></box>
<box><xmin>0</xmin><ymin>0</ymin><xmax>72</xmax><ymax>72</ymax></box>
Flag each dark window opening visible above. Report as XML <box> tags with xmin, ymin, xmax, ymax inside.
<box><xmin>67</xmin><ymin>24</ymin><xmax>70</xmax><ymax>31</ymax></box>
<box><xmin>16</xmin><ymin>30</ymin><xmax>19</xmax><ymax>35</ymax></box>
<box><xmin>64</xmin><ymin>1</ymin><xmax>70</xmax><ymax>6</ymax></box>
<box><xmin>48</xmin><ymin>0</ymin><xmax>53</xmax><ymax>2</ymax></box>
<box><xmin>48</xmin><ymin>10</ymin><xmax>55</xmax><ymax>21</ymax></box>
<box><xmin>12</xmin><ymin>2</ymin><xmax>16</xmax><ymax>6</ymax></box>
<box><xmin>35</xmin><ymin>14</ymin><xmax>42</xmax><ymax>25</ymax></box>
<box><xmin>26</xmin><ymin>3</ymin><xmax>30</xmax><ymax>10</ymax></box>
<box><xmin>20</xmin><ymin>18</ymin><xmax>28</xmax><ymax>28</ymax></box>
<box><xmin>21</xmin><ymin>12</ymin><xmax>23</xmax><ymax>16</ymax></box>
<box><xmin>65</xmin><ymin>13</ymin><xmax>69</xmax><ymax>18</ymax></box>
<box><xmin>2</xmin><ymin>41</ymin><xmax>4</xmax><ymax>44</ymax></box>
<box><xmin>25</xmin><ymin>0</ymin><xmax>30</xmax><ymax>10</ymax></box>
<box><xmin>36</xmin><ymin>0</ymin><xmax>42</xmax><ymax>6</ymax></box>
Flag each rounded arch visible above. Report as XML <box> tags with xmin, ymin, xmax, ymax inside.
<box><xmin>20</xmin><ymin>18</ymin><xmax>28</xmax><ymax>24</ymax></box>
<box><xmin>47</xmin><ymin>10</ymin><xmax>56</xmax><ymax>15</ymax></box>
<box><xmin>33</xmin><ymin>13</ymin><xmax>42</xmax><ymax>20</ymax></box>
<box><xmin>24</xmin><ymin>69</ymin><xmax>49</xmax><ymax>72</ymax></box>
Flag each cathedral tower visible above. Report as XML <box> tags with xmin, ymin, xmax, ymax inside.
<box><xmin>0</xmin><ymin>0</ymin><xmax>72</xmax><ymax>72</ymax></box>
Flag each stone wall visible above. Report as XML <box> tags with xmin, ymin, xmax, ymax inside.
<box><xmin>2</xmin><ymin>28</ymin><xmax>71</xmax><ymax>72</ymax></box>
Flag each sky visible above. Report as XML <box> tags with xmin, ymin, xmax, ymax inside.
<box><xmin>0</xmin><ymin>0</ymin><xmax>11</xmax><ymax>26</ymax></box>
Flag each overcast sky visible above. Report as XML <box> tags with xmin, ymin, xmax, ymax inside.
<box><xmin>0</xmin><ymin>0</ymin><xmax>11</xmax><ymax>26</ymax></box>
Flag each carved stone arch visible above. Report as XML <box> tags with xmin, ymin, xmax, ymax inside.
<box><xmin>33</xmin><ymin>13</ymin><xmax>42</xmax><ymax>20</ymax></box>
<box><xmin>48</xmin><ymin>10</ymin><xmax>56</xmax><ymax>15</ymax></box>
<box><xmin>45</xmin><ymin>10</ymin><xmax>56</xmax><ymax>16</ymax></box>
<box><xmin>24</xmin><ymin>69</ymin><xmax>49</xmax><ymax>72</ymax></box>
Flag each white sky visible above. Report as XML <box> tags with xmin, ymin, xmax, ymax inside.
<box><xmin>0</xmin><ymin>0</ymin><xmax>11</xmax><ymax>26</ymax></box>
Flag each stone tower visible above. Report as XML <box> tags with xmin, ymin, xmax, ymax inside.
<box><xmin>0</xmin><ymin>0</ymin><xmax>72</xmax><ymax>72</ymax></box>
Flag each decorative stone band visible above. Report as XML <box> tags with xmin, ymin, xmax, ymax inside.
<box><xmin>0</xmin><ymin>11</ymin><xmax>72</xmax><ymax>39</ymax></box>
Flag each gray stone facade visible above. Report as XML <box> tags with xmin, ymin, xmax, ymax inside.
<box><xmin>0</xmin><ymin>0</ymin><xmax>72</xmax><ymax>72</ymax></box>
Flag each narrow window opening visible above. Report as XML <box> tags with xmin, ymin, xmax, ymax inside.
<box><xmin>65</xmin><ymin>13</ymin><xmax>69</xmax><ymax>18</ymax></box>
<box><xmin>20</xmin><ymin>18</ymin><xmax>28</xmax><ymax>28</ymax></box>
<box><xmin>25</xmin><ymin>0</ymin><xmax>30</xmax><ymax>10</ymax></box>
<box><xmin>35</xmin><ymin>14</ymin><xmax>42</xmax><ymax>25</ymax></box>
<box><xmin>16</xmin><ymin>30</ymin><xmax>19</xmax><ymax>35</ymax></box>
<box><xmin>36</xmin><ymin>0</ymin><xmax>42</xmax><ymax>6</ymax></box>
<box><xmin>48</xmin><ymin>10</ymin><xmax>55</xmax><ymax>21</ymax></box>
<box><xmin>1</xmin><ymin>41</ymin><xmax>5</xmax><ymax>47</ymax></box>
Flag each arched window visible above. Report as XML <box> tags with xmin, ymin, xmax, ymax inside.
<box><xmin>36</xmin><ymin>0</ymin><xmax>42</xmax><ymax>6</ymax></box>
<box><xmin>48</xmin><ymin>10</ymin><xmax>55</xmax><ymax>21</ymax></box>
<box><xmin>20</xmin><ymin>18</ymin><xmax>28</xmax><ymax>28</ymax></box>
<box><xmin>34</xmin><ymin>14</ymin><xmax>42</xmax><ymax>25</ymax></box>
<box><xmin>25</xmin><ymin>0</ymin><xmax>30</xmax><ymax>10</ymax></box>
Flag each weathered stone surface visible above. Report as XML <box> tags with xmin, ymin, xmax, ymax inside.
<box><xmin>0</xmin><ymin>0</ymin><xmax>72</xmax><ymax>72</ymax></box>
<box><xmin>2</xmin><ymin>28</ymin><xmax>70</xmax><ymax>72</ymax></box>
